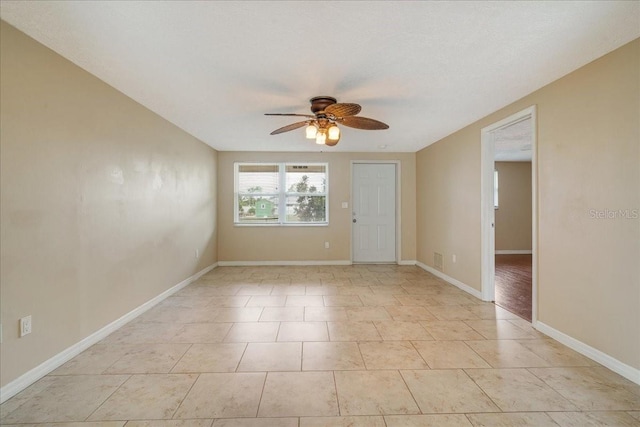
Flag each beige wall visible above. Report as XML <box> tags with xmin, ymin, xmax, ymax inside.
<box><xmin>416</xmin><ymin>39</ymin><xmax>639</xmax><ymax>369</ymax></box>
<box><xmin>495</xmin><ymin>162</ymin><xmax>532</xmax><ymax>251</ymax></box>
<box><xmin>0</xmin><ymin>22</ymin><xmax>218</xmax><ymax>387</ymax></box>
<box><xmin>218</xmin><ymin>151</ymin><xmax>416</xmax><ymax>263</ymax></box>
<box><xmin>415</xmin><ymin>126</ymin><xmax>482</xmax><ymax>286</ymax></box>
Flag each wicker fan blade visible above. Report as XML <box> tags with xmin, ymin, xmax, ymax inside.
<box><xmin>325</xmin><ymin>103</ymin><xmax>361</xmax><ymax>117</ymax></box>
<box><xmin>340</xmin><ymin>116</ymin><xmax>389</xmax><ymax>130</ymax></box>
<box><xmin>265</xmin><ymin>113</ymin><xmax>316</xmax><ymax>118</ymax></box>
<box><xmin>270</xmin><ymin>121</ymin><xmax>309</xmax><ymax>135</ymax></box>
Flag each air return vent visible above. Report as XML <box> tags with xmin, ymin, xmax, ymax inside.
<box><xmin>434</xmin><ymin>252</ymin><xmax>444</xmax><ymax>271</ymax></box>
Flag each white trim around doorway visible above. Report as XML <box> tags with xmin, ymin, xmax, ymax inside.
<box><xmin>481</xmin><ymin>105</ymin><xmax>538</xmax><ymax>324</ymax></box>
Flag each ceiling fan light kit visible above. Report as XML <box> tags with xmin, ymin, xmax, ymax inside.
<box><xmin>266</xmin><ymin>96</ymin><xmax>388</xmax><ymax>147</ymax></box>
<box><xmin>328</xmin><ymin>124</ymin><xmax>340</xmax><ymax>140</ymax></box>
<box><xmin>305</xmin><ymin>124</ymin><xmax>317</xmax><ymax>139</ymax></box>
<box><xmin>315</xmin><ymin>130</ymin><xmax>327</xmax><ymax>145</ymax></box>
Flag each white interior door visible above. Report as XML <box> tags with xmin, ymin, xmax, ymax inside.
<box><xmin>352</xmin><ymin>163</ymin><xmax>396</xmax><ymax>263</ymax></box>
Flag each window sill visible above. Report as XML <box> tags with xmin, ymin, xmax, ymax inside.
<box><xmin>233</xmin><ymin>222</ymin><xmax>329</xmax><ymax>227</ymax></box>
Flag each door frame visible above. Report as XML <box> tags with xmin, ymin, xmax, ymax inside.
<box><xmin>350</xmin><ymin>160</ymin><xmax>401</xmax><ymax>264</ymax></box>
<box><xmin>480</xmin><ymin>105</ymin><xmax>538</xmax><ymax>324</ymax></box>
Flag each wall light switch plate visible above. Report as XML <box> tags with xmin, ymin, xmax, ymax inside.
<box><xmin>341</xmin><ymin>202</ymin><xmax>348</xmax><ymax>209</ymax></box>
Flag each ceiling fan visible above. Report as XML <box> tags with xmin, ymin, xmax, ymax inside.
<box><xmin>265</xmin><ymin>96</ymin><xmax>389</xmax><ymax>146</ymax></box>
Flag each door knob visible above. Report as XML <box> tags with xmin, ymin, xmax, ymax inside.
<box><xmin>353</xmin><ymin>218</ymin><xmax>357</xmax><ymax>223</ymax></box>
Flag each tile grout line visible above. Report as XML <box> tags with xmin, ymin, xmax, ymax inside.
<box><xmin>168</xmin><ymin>343</ymin><xmax>194</xmax><ymax>373</ymax></box>
<box><xmin>408</xmin><ymin>340</ymin><xmax>432</xmax><ymax>369</ymax></box>
<box><xmin>169</xmin><ymin>372</ymin><xmax>201</xmax><ymax>420</ymax></box>
<box><xmin>253</xmin><ymin>370</ymin><xmax>269</xmax><ymax>418</ymax></box>
<box><xmin>331</xmin><ymin>370</ymin><xmax>342</xmax><ymax>417</ymax></box>
<box><xmin>461</xmin><ymin>367</ymin><xmax>505</xmax><ymax>413</ymax></box>
<box><xmin>461</xmin><ymin>340</ymin><xmax>495</xmax><ymax>368</ymax></box>
<box><xmin>83</xmin><ymin>373</ymin><xmax>132</xmax><ymax>422</ymax></box>
<box><xmin>397</xmin><ymin>369</ymin><xmax>424</xmax><ymax>415</ymax></box>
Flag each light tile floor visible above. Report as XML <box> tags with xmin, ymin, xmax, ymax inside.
<box><xmin>2</xmin><ymin>265</ymin><xmax>640</xmax><ymax>426</ymax></box>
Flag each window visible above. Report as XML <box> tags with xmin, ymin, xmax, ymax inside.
<box><xmin>494</xmin><ymin>169</ymin><xmax>499</xmax><ymax>209</ymax></box>
<box><xmin>235</xmin><ymin>163</ymin><xmax>328</xmax><ymax>225</ymax></box>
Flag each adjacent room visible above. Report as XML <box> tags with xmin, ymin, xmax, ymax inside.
<box><xmin>1</xmin><ymin>2</ymin><xmax>639</xmax><ymax>426</ymax></box>
<box><xmin>493</xmin><ymin>118</ymin><xmax>534</xmax><ymax>321</ymax></box>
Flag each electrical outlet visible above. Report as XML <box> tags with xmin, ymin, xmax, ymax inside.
<box><xmin>20</xmin><ymin>315</ymin><xmax>32</xmax><ymax>337</ymax></box>
<box><xmin>324</xmin><ymin>241</ymin><xmax>330</xmax><ymax>249</ymax></box>
<box><xmin>195</xmin><ymin>249</ymin><xmax>199</xmax><ymax>259</ymax></box>
<box><xmin>452</xmin><ymin>254</ymin><xmax>457</xmax><ymax>263</ymax></box>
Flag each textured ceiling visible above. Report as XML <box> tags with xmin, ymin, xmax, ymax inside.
<box><xmin>495</xmin><ymin>118</ymin><xmax>532</xmax><ymax>162</ymax></box>
<box><xmin>1</xmin><ymin>1</ymin><xmax>638</xmax><ymax>152</ymax></box>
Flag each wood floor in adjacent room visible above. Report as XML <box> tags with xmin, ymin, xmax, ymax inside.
<box><xmin>1</xmin><ymin>265</ymin><xmax>639</xmax><ymax>426</ymax></box>
<box><xmin>495</xmin><ymin>254</ymin><xmax>533</xmax><ymax>322</ymax></box>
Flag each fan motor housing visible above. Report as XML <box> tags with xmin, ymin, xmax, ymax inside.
<box><xmin>309</xmin><ymin>96</ymin><xmax>337</xmax><ymax>113</ymax></box>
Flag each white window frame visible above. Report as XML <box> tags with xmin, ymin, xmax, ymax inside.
<box><xmin>234</xmin><ymin>162</ymin><xmax>329</xmax><ymax>226</ymax></box>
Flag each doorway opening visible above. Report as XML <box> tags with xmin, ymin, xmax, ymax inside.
<box><xmin>495</xmin><ymin>253</ymin><xmax>533</xmax><ymax>320</ymax></box>
<box><xmin>481</xmin><ymin>106</ymin><xmax>537</xmax><ymax>323</ymax></box>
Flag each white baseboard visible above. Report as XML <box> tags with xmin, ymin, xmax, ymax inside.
<box><xmin>535</xmin><ymin>321</ymin><xmax>640</xmax><ymax>386</ymax></box>
<box><xmin>415</xmin><ymin>261</ymin><xmax>482</xmax><ymax>300</ymax></box>
<box><xmin>412</xmin><ymin>262</ymin><xmax>639</xmax><ymax>386</ymax></box>
<box><xmin>0</xmin><ymin>263</ymin><xmax>217</xmax><ymax>404</ymax></box>
<box><xmin>218</xmin><ymin>260</ymin><xmax>417</xmax><ymax>267</ymax></box>
<box><xmin>495</xmin><ymin>250</ymin><xmax>532</xmax><ymax>255</ymax></box>
<box><xmin>218</xmin><ymin>260</ymin><xmax>352</xmax><ymax>266</ymax></box>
